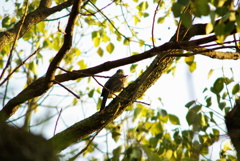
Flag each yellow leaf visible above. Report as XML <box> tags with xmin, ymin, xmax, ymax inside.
<box><xmin>184</xmin><ymin>56</ymin><xmax>194</xmax><ymax>65</ymax></box>
<box><xmin>223</xmin><ymin>141</ymin><xmax>232</xmax><ymax>151</ymax></box>
<box><xmin>97</xmin><ymin>47</ymin><xmax>104</xmax><ymax>57</ymax></box>
<box><xmin>134</xmin><ymin>15</ymin><xmax>140</xmax><ymax>25</ymax></box>
<box><xmin>157</xmin><ymin>17</ymin><xmax>165</xmax><ymax>24</ymax></box>
<box><xmin>103</xmin><ymin>34</ymin><xmax>110</xmax><ymax>42</ymax></box>
<box><xmin>208</xmin><ymin>69</ymin><xmax>214</xmax><ymax>78</ymax></box>
<box><xmin>77</xmin><ymin>60</ymin><xmax>87</xmax><ymax>69</ymax></box>
<box><xmin>189</xmin><ymin>62</ymin><xmax>196</xmax><ymax>73</ymax></box>
<box><xmin>206</xmin><ymin>22</ymin><xmax>213</xmax><ymax>34</ymax></box>
<box><xmin>106</xmin><ymin>42</ymin><xmax>114</xmax><ymax>53</ymax></box>
<box><xmin>93</xmin><ymin>37</ymin><xmax>100</xmax><ymax>47</ymax></box>
<box><xmin>165</xmin><ymin>149</ymin><xmax>173</xmax><ymax>160</ymax></box>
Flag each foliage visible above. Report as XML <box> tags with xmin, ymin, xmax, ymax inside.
<box><xmin>0</xmin><ymin>0</ymin><xmax>240</xmax><ymax>160</ymax></box>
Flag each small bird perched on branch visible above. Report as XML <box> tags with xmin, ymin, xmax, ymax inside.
<box><xmin>100</xmin><ymin>69</ymin><xmax>126</xmax><ymax>112</ymax></box>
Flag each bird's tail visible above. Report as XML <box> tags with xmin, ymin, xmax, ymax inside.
<box><xmin>100</xmin><ymin>92</ymin><xmax>108</xmax><ymax>112</ymax></box>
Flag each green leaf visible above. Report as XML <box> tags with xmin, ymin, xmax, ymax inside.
<box><xmin>112</xmin><ymin>146</ymin><xmax>122</xmax><ymax>161</ymax></box>
<box><xmin>172</xmin><ymin>3</ymin><xmax>182</xmax><ymax>17</ymax></box>
<box><xmin>157</xmin><ymin>17</ymin><xmax>165</xmax><ymax>24</ymax></box>
<box><xmin>124</xmin><ymin>38</ymin><xmax>130</xmax><ymax>45</ymax></box>
<box><xmin>232</xmin><ymin>83</ymin><xmax>240</xmax><ymax>95</ymax></box>
<box><xmin>169</xmin><ymin>114</ymin><xmax>180</xmax><ymax>125</ymax></box>
<box><xmin>133</xmin><ymin>107</ymin><xmax>142</xmax><ymax>122</ymax></box>
<box><xmin>28</xmin><ymin>61</ymin><xmax>38</xmax><ymax>75</ymax></box>
<box><xmin>112</xmin><ymin>131</ymin><xmax>121</xmax><ymax>142</ymax></box>
<box><xmin>214</xmin><ymin>23</ymin><xmax>225</xmax><ymax>36</ymax></box>
<box><xmin>151</xmin><ymin>122</ymin><xmax>164</xmax><ymax>135</ymax></box>
<box><xmin>212</xmin><ymin>128</ymin><xmax>219</xmax><ymax>141</ymax></box>
<box><xmin>130</xmin><ymin>64</ymin><xmax>138</xmax><ymax>73</ymax></box>
<box><xmin>186</xmin><ymin>105</ymin><xmax>202</xmax><ymax>126</ymax></box>
<box><xmin>178</xmin><ymin>0</ymin><xmax>189</xmax><ymax>6</ymax></box>
<box><xmin>186</xmin><ymin>111</ymin><xmax>200</xmax><ymax>129</ymax></box>
<box><xmin>97</xmin><ymin>47</ymin><xmax>104</xmax><ymax>57</ymax></box>
<box><xmin>189</xmin><ymin>105</ymin><xmax>202</xmax><ymax>113</ymax></box>
<box><xmin>211</xmin><ymin>77</ymin><xmax>224</xmax><ymax>94</ymax></box>
<box><xmin>2</xmin><ymin>16</ymin><xmax>11</xmax><ymax>28</ymax></box>
<box><xmin>185</xmin><ymin>100</ymin><xmax>196</xmax><ymax>108</ymax></box>
<box><xmin>206</xmin><ymin>97</ymin><xmax>212</xmax><ymax>107</ymax></box>
<box><xmin>91</xmin><ymin>31</ymin><xmax>99</xmax><ymax>39</ymax></box>
<box><xmin>236</xmin><ymin>17</ymin><xmax>240</xmax><ymax>33</ymax></box>
<box><xmin>184</xmin><ymin>56</ymin><xmax>194</xmax><ymax>65</ymax></box>
<box><xmin>225</xmin><ymin>21</ymin><xmax>235</xmax><ymax>35</ymax></box>
<box><xmin>134</xmin><ymin>15</ymin><xmax>140</xmax><ymax>25</ymax></box>
<box><xmin>23</xmin><ymin>30</ymin><xmax>33</xmax><ymax>41</ymax></box>
<box><xmin>88</xmin><ymin>89</ymin><xmax>94</xmax><ymax>98</ymax></box>
<box><xmin>158</xmin><ymin>109</ymin><xmax>168</xmax><ymax>123</ymax></box>
<box><xmin>136</xmin><ymin>1</ymin><xmax>148</xmax><ymax>11</ymax></box>
<box><xmin>219</xmin><ymin>102</ymin><xmax>226</xmax><ymax>110</ymax></box>
<box><xmin>149</xmin><ymin>137</ymin><xmax>158</xmax><ymax>148</ymax></box>
<box><xmin>140</xmin><ymin>144</ymin><xmax>161</xmax><ymax>161</ymax></box>
<box><xmin>216</xmin><ymin>6</ymin><xmax>228</xmax><ymax>16</ymax></box>
<box><xmin>106</xmin><ymin>42</ymin><xmax>114</xmax><ymax>53</ymax></box>
<box><xmin>180</xmin><ymin>12</ymin><xmax>192</xmax><ymax>28</ymax></box>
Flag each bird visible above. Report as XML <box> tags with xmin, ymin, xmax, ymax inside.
<box><xmin>100</xmin><ymin>69</ymin><xmax>126</xmax><ymax>112</ymax></box>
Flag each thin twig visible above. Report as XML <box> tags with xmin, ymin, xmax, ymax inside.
<box><xmin>151</xmin><ymin>0</ymin><xmax>162</xmax><ymax>47</ymax></box>
<box><xmin>0</xmin><ymin>48</ymin><xmax>40</xmax><ymax>86</ymax></box>
<box><xmin>53</xmin><ymin>80</ymin><xmax>80</xmax><ymax>99</ymax></box>
<box><xmin>88</xmin><ymin>0</ymin><xmax>128</xmax><ymax>41</ymax></box>
<box><xmin>53</xmin><ymin>108</ymin><xmax>62</xmax><ymax>136</ymax></box>
<box><xmin>0</xmin><ymin>0</ymin><xmax>29</xmax><ymax>81</ymax></box>
<box><xmin>57</xmin><ymin>66</ymin><xmax>70</xmax><ymax>73</ymax></box>
<box><xmin>68</xmin><ymin>128</ymin><xmax>103</xmax><ymax>161</ymax></box>
<box><xmin>58</xmin><ymin>66</ymin><xmax>128</xmax><ymax>78</ymax></box>
<box><xmin>57</xmin><ymin>21</ymin><xmax>66</xmax><ymax>35</ymax></box>
<box><xmin>80</xmin><ymin>1</ymin><xmax>114</xmax><ymax>16</ymax></box>
<box><xmin>175</xmin><ymin>6</ymin><xmax>190</xmax><ymax>42</ymax></box>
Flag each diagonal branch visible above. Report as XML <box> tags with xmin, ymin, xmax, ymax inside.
<box><xmin>0</xmin><ymin>28</ymin><xmax>239</xmax><ymax>120</ymax></box>
<box><xmin>44</xmin><ymin>0</ymin><xmax>82</xmax><ymax>87</ymax></box>
<box><xmin>48</xmin><ymin>49</ymin><xmax>177</xmax><ymax>153</ymax></box>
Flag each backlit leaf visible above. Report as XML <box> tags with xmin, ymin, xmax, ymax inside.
<box><xmin>169</xmin><ymin>114</ymin><xmax>180</xmax><ymax>125</ymax></box>
<box><xmin>106</xmin><ymin>42</ymin><xmax>114</xmax><ymax>53</ymax></box>
<box><xmin>211</xmin><ymin>77</ymin><xmax>224</xmax><ymax>94</ymax></box>
<box><xmin>97</xmin><ymin>47</ymin><xmax>104</xmax><ymax>57</ymax></box>
<box><xmin>136</xmin><ymin>1</ymin><xmax>148</xmax><ymax>11</ymax></box>
<box><xmin>93</xmin><ymin>37</ymin><xmax>100</xmax><ymax>47</ymax></box>
<box><xmin>134</xmin><ymin>15</ymin><xmax>140</xmax><ymax>25</ymax></box>
<box><xmin>206</xmin><ymin>22</ymin><xmax>213</xmax><ymax>34</ymax></box>
<box><xmin>232</xmin><ymin>83</ymin><xmax>240</xmax><ymax>95</ymax></box>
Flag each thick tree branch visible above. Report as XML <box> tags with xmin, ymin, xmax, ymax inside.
<box><xmin>48</xmin><ymin>50</ymin><xmax>176</xmax><ymax>153</ymax></box>
<box><xmin>45</xmin><ymin>0</ymin><xmax>81</xmax><ymax>87</ymax></box>
<box><xmin>200</xmin><ymin>50</ymin><xmax>240</xmax><ymax>59</ymax></box>
<box><xmin>1</xmin><ymin>32</ymin><xmax>239</xmax><ymax>120</ymax></box>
